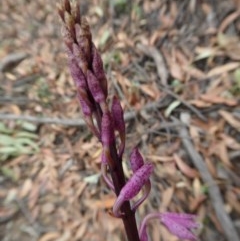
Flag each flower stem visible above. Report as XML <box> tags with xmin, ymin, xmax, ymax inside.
<box><xmin>108</xmin><ymin>142</ymin><xmax>140</xmax><ymax>241</ymax></box>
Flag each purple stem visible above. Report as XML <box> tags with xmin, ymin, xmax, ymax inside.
<box><xmin>108</xmin><ymin>141</ymin><xmax>140</xmax><ymax>241</ymax></box>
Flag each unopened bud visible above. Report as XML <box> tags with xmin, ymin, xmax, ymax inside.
<box><xmin>69</xmin><ymin>59</ymin><xmax>87</xmax><ymax>88</ymax></box>
<box><xmin>77</xmin><ymin>90</ymin><xmax>93</xmax><ymax>116</ymax></box>
<box><xmin>87</xmin><ymin>70</ymin><xmax>105</xmax><ymax>103</ymax></box>
<box><xmin>91</xmin><ymin>44</ymin><xmax>108</xmax><ymax>96</ymax></box>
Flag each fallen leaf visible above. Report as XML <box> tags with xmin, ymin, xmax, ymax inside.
<box><xmin>207</xmin><ymin>62</ymin><xmax>239</xmax><ymax>77</ymax></box>
<box><xmin>214</xmin><ymin>142</ymin><xmax>233</xmax><ymax>168</ymax></box>
<box><xmin>39</xmin><ymin>232</ymin><xmax>61</xmax><ymax>241</ymax></box>
<box><xmin>190</xmin><ymin>99</ymin><xmax>212</xmax><ymax>108</ymax></box>
<box><xmin>219</xmin><ymin>110</ymin><xmax>240</xmax><ymax>131</ymax></box>
<box><xmin>161</xmin><ymin>187</ymin><xmax>174</xmax><ymax>208</ymax></box>
<box><xmin>173</xmin><ymin>154</ymin><xmax>199</xmax><ymax>179</ymax></box>
<box><xmin>74</xmin><ymin>223</ymin><xmax>88</xmax><ymax>240</ymax></box>
<box><xmin>200</xmin><ymin>94</ymin><xmax>237</xmax><ymax>106</ymax></box>
<box><xmin>19</xmin><ymin>179</ymin><xmax>33</xmax><ymax>198</ymax></box>
<box><xmin>189</xmin><ymin>195</ymin><xmax>207</xmax><ymax>212</ymax></box>
<box><xmin>220</xmin><ymin>133</ymin><xmax>240</xmax><ymax>150</ymax></box>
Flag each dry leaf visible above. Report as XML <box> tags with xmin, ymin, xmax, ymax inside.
<box><xmin>161</xmin><ymin>187</ymin><xmax>174</xmax><ymax>208</ymax></box>
<box><xmin>19</xmin><ymin>179</ymin><xmax>33</xmax><ymax>199</ymax></box>
<box><xmin>200</xmin><ymin>94</ymin><xmax>237</xmax><ymax>106</ymax></box>
<box><xmin>218</xmin><ymin>11</ymin><xmax>240</xmax><ymax>33</ymax></box>
<box><xmin>220</xmin><ymin>133</ymin><xmax>240</xmax><ymax>150</ymax></box>
<box><xmin>219</xmin><ymin>110</ymin><xmax>240</xmax><ymax>131</ymax></box>
<box><xmin>207</xmin><ymin>62</ymin><xmax>239</xmax><ymax>77</ymax></box>
<box><xmin>214</xmin><ymin>142</ymin><xmax>233</xmax><ymax>168</ymax></box>
<box><xmin>74</xmin><ymin>223</ymin><xmax>88</xmax><ymax>240</ymax></box>
<box><xmin>147</xmin><ymin>155</ymin><xmax>173</xmax><ymax>162</ymax></box>
<box><xmin>39</xmin><ymin>232</ymin><xmax>61</xmax><ymax>241</ymax></box>
<box><xmin>190</xmin><ymin>99</ymin><xmax>212</xmax><ymax>108</ymax></box>
<box><xmin>189</xmin><ymin>195</ymin><xmax>207</xmax><ymax>212</ymax></box>
<box><xmin>173</xmin><ymin>154</ymin><xmax>199</xmax><ymax>179</ymax></box>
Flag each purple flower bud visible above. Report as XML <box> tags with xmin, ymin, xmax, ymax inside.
<box><xmin>113</xmin><ymin>163</ymin><xmax>153</xmax><ymax>217</ymax></box>
<box><xmin>77</xmin><ymin>90</ymin><xmax>93</xmax><ymax>116</ymax></box>
<box><xmin>101</xmin><ymin>112</ymin><xmax>115</xmax><ymax>146</ymax></box>
<box><xmin>111</xmin><ymin>96</ymin><xmax>125</xmax><ymax>133</ymax></box>
<box><xmin>121</xmin><ymin>163</ymin><xmax>153</xmax><ymax>200</ymax></box>
<box><xmin>69</xmin><ymin>59</ymin><xmax>87</xmax><ymax>88</ymax></box>
<box><xmin>92</xmin><ymin>44</ymin><xmax>105</xmax><ymax>76</ymax></box>
<box><xmin>130</xmin><ymin>147</ymin><xmax>144</xmax><ymax>173</ymax></box>
<box><xmin>72</xmin><ymin>43</ymin><xmax>88</xmax><ymax>75</ymax></box>
<box><xmin>91</xmin><ymin>44</ymin><xmax>108</xmax><ymax>96</ymax></box>
<box><xmin>160</xmin><ymin>212</ymin><xmax>198</xmax><ymax>241</ymax></box>
<box><xmin>87</xmin><ymin>70</ymin><xmax>105</xmax><ymax>103</ymax></box>
<box><xmin>75</xmin><ymin>20</ymin><xmax>91</xmax><ymax>63</ymax></box>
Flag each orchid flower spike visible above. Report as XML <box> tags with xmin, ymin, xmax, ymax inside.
<box><xmin>113</xmin><ymin>163</ymin><xmax>153</xmax><ymax>217</ymax></box>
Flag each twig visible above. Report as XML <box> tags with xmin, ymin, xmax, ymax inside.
<box><xmin>0</xmin><ymin>113</ymin><xmax>86</xmax><ymax>126</ymax></box>
<box><xmin>178</xmin><ymin>125</ymin><xmax>240</xmax><ymax>241</ymax></box>
<box><xmin>0</xmin><ymin>97</ymin><xmax>168</xmax><ymax>126</ymax></box>
<box><xmin>0</xmin><ymin>52</ymin><xmax>28</xmax><ymax>72</ymax></box>
<box><xmin>0</xmin><ymin>97</ymin><xmax>34</xmax><ymax>105</ymax></box>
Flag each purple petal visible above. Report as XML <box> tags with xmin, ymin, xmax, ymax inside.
<box><xmin>162</xmin><ymin>212</ymin><xmax>199</xmax><ymax>229</ymax></box>
<box><xmin>119</xmin><ymin>163</ymin><xmax>153</xmax><ymax>200</ymax></box>
<box><xmin>130</xmin><ymin>147</ymin><xmax>144</xmax><ymax>172</ymax></box>
<box><xmin>161</xmin><ymin>215</ymin><xmax>197</xmax><ymax>241</ymax></box>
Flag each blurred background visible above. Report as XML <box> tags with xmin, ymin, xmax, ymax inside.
<box><xmin>0</xmin><ymin>0</ymin><xmax>240</xmax><ymax>240</ymax></box>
